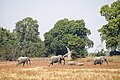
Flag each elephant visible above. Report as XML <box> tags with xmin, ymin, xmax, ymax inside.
<box><xmin>48</xmin><ymin>55</ymin><xmax>65</xmax><ymax>66</ymax></box>
<box><xmin>93</xmin><ymin>56</ymin><xmax>108</xmax><ymax>65</ymax></box>
<box><xmin>16</xmin><ymin>57</ymin><xmax>31</xmax><ymax>66</ymax></box>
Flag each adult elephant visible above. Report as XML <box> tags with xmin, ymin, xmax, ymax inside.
<box><xmin>93</xmin><ymin>56</ymin><xmax>108</xmax><ymax>65</ymax></box>
<box><xmin>48</xmin><ymin>55</ymin><xmax>65</xmax><ymax>66</ymax></box>
<box><xmin>16</xmin><ymin>56</ymin><xmax>31</xmax><ymax>66</ymax></box>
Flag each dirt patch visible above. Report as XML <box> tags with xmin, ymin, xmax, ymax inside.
<box><xmin>0</xmin><ymin>58</ymin><xmax>120</xmax><ymax>80</ymax></box>
<box><xmin>0</xmin><ymin>58</ymin><xmax>120</xmax><ymax>69</ymax></box>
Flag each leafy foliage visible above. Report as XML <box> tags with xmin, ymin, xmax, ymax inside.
<box><xmin>0</xmin><ymin>17</ymin><xmax>47</xmax><ymax>61</ymax></box>
<box><xmin>98</xmin><ymin>0</ymin><xmax>120</xmax><ymax>51</ymax></box>
<box><xmin>0</xmin><ymin>27</ymin><xmax>15</xmax><ymax>61</ymax></box>
<box><xmin>44</xmin><ymin>18</ymin><xmax>93</xmax><ymax>57</ymax></box>
<box><xmin>14</xmin><ymin>17</ymin><xmax>47</xmax><ymax>57</ymax></box>
<box><xmin>1</xmin><ymin>17</ymin><xmax>94</xmax><ymax>59</ymax></box>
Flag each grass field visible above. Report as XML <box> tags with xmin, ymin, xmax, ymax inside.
<box><xmin>0</xmin><ymin>56</ymin><xmax>120</xmax><ymax>80</ymax></box>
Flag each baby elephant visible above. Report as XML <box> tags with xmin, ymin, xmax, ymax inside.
<box><xmin>16</xmin><ymin>57</ymin><xmax>31</xmax><ymax>66</ymax></box>
<box><xmin>48</xmin><ymin>55</ymin><xmax>65</xmax><ymax>66</ymax></box>
<box><xmin>93</xmin><ymin>56</ymin><xmax>108</xmax><ymax>65</ymax></box>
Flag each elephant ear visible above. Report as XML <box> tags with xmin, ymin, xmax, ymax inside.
<box><xmin>27</xmin><ymin>58</ymin><xmax>31</xmax><ymax>61</ymax></box>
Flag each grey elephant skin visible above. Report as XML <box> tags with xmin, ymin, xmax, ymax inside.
<box><xmin>16</xmin><ymin>57</ymin><xmax>31</xmax><ymax>66</ymax></box>
<box><xmin>48</xmin><ymin>55</ymin><xmax>65</xmax><ymax>66</ymax></box>
<box><xmin>93</xmin><ymin>56</ymin><xmax>108</xmax><ymax>65</ymax></box>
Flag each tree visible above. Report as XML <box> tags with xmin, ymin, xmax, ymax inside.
<box><xmin>14</xmin><ymin>17</ymin><xmax>47</xmax><ymax>57</ymax></box>
<box><xmin>98</xmin><ymin>0</ymin><xmax>120</xmax><ymax>51</ymax></box>
<box><xmin>44</xmin><ymin>18</ymin><xmax>93</xmax><ymax>57</ymax></box>
<box><xmin>0</xmin><ymin>27</ymin><xmax>15</xmax><ymax>61</ymax></box>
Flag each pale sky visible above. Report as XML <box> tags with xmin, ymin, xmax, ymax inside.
<box><xmin>0</xmin><ymin>0</ymin><xmax>116</xmax><ymax>52</ymax></box>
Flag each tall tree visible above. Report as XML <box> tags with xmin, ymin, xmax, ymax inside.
<box><xmin>14</xmin><ymin>17</ymin><xmax>46</xmax><ymax>57</ymax></box>
<box><xmin>98</xmin><ymin>0</ymin><xmax>120</xmax><ymax>51</ymax></box>
<box><xmin>44</xmin><ymin>18</ymin><xmax>93</xmax><ymax>57</ymax></box>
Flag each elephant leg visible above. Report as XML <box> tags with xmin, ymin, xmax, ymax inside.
<box><xmin>58</xmin><ymin>60</ymin><xmax>60</xmax><ymax>65</ymax></box>
<box><xmin>22</xmin><ymin>62</ymin><xmax>25</xmax><ymax>66</ymax></box>
<box><xmin>26</xmin><ymin>61</ymin><xmax>28</xmax><ymax>65</ymax></box>
<box><xmin>16</xmin><ymin>60</ymin><xmax>20</xmax><ymax>66</ymax></box>
<box><xmin>58</xmin><ymin>58</ymin><xmax>62</xmax><ymax>65</ymax></box>
<box><xmin>94</xmin><ymin>60</ymin><xmax>98</xmax><ymax>65</ymax></box>
<box><xmin>63</xmin><ymin>59</ymin><xmax>65</xmax><ymax>65</ymax></box>
<box><xmin>48</xmin><ymin>61</ymin><xmax>53</xmax><ymax>66</ymax></box>
<box><xmin>28</xmin><ymin>59</ymin><xmax>31</xmax><ymax>65</ymax></box>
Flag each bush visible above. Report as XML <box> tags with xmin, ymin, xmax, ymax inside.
<box><xmin>109</xmin><ymin>50</ymin><xmax>120</xmax><ymax>56</ymax></box>
<box><xmin>95</xmin><ymin>52</ymin><xmax>106</xmax><ymax>57</ymax></box>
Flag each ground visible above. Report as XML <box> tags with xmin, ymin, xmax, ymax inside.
<box><xmin>0</xmin><ymin>56</ymin><xmax>120</xmax><ymax>80</ymax></box>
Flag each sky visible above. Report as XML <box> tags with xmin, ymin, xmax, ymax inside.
<box><xmin>0</xmin><ymin>0</ymin><xmax>116</xmax><ymax>52</ymax></box>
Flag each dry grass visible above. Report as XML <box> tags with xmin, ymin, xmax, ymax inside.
<box><xmin>107</xmin><ymin>56</ymin><xmax>120</xmax><ymax>62</ymax></box>
<box><xmin>0</xmin><ymin>67</ymin><xmax>120</xmax><ymax>80</ymax></box>
<box><xmin>0</xmin><ymin>56</ymin><xmax>120</xmax><ymax>80</ymax></box>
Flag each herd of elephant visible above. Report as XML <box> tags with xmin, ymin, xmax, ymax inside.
<box><xmin>16</xmin><ymin>47</ymin><xmax>108</xmax><ymax>66</ymax></box>
<box><xmin>16</xmin><ymin>55</ymin><xmax>108</xmax><ymax>66</ymax></box>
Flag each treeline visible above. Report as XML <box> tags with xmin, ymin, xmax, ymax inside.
<box><xmin>0</xmin><ymin>17</ymin><xmax>94</xmax><ymax>61</ymax></box>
